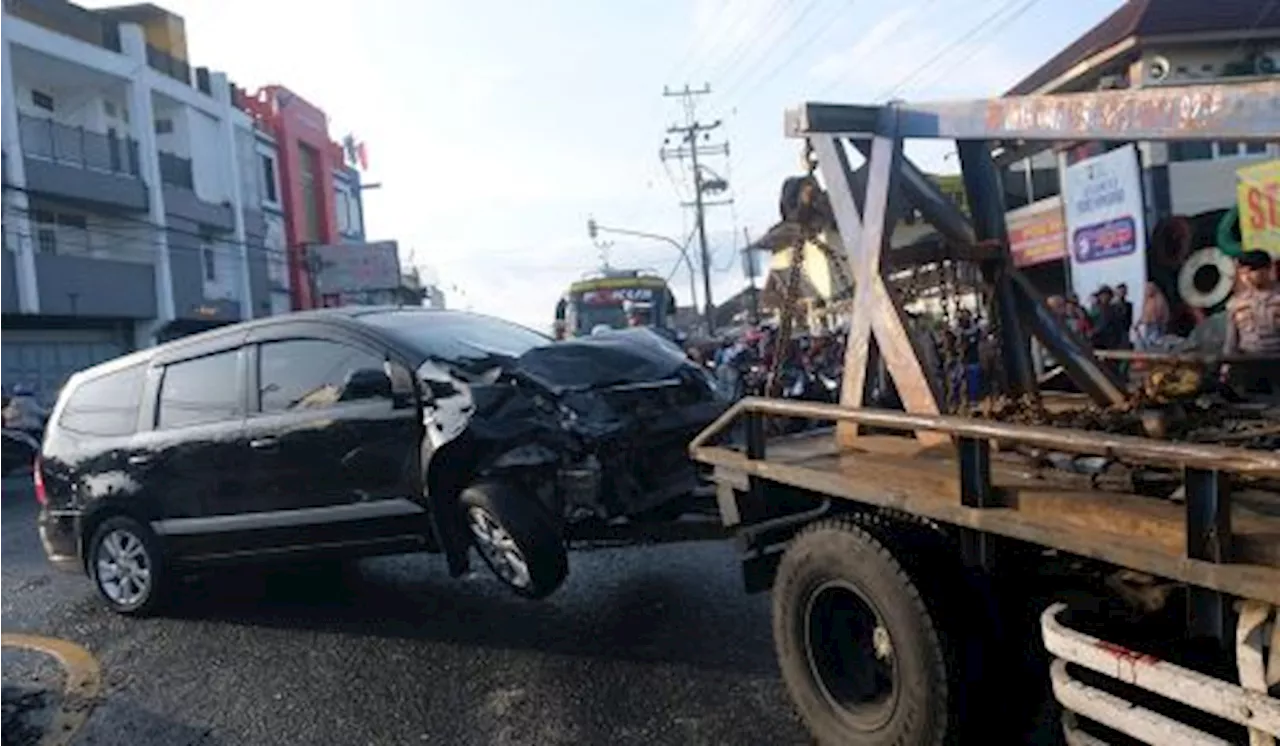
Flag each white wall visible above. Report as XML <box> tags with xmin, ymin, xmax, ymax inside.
<box><xmin>188</xmin><ymin>108</ymin><xmax>227</xmax><ymax>202</ymax></box>
<box><xmin>151</xmin><ymin>97</ymin><xmax>189</xmax><ymax>156</ymax></box>
<box><xmin>1169</xmin><ymin>151</ymin><xmax>1275</xmax><ymax>216</ymax></box>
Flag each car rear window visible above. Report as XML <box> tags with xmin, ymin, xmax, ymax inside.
<box><xmin>58</xmin><ymin>364</ymin><xmax>145</xmax><ymax>437</ymax></box>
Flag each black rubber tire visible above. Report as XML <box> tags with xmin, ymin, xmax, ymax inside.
<box><xmin>87</xmin><ymin>516</ymin><xmax>170</xmax><ymax>617</ymax></box>
<box><xmin>460</xmin><ymin>480</ymin><xmax>567</xmax><ymax>599</ymax></box>
<box><xmin>773</xmin><ymin>517</ymin><xmax>951</xmax><ymax>746</ymax></box>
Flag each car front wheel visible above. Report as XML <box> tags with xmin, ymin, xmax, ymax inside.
<box><xmin>461</xmin><ymin>480</ymin><xmax>567</xmax><ymax>599</ymax></box>
<box><xmin>88</xmin><ymin>516</ymin><xmax>169</xmax><ymax>616</ymax></box>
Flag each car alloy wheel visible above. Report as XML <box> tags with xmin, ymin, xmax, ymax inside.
<box><xmin>95</xmin><ymin>527</ymin><xmax>153</xmax><ymax>608</ymax></box>
<box><xmin>466</xmin><ymin>506</ymin><xmax>533</xmax><ymax>590</ymax></box>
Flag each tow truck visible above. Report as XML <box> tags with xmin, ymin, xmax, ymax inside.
<box><xmin>690</xmin><ymin>81</ymin><xmax>1280</xmax><ymax>744</ymax></box>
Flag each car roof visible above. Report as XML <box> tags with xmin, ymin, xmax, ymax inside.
<box><xmin>65</xmin><ymin>306</ymin><xmax>466</xmax><ymax>387</ymax></box>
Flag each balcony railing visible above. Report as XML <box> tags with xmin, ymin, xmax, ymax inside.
<box><xmin>18</xmin><ymin>114</ymin><xmax>140</xmax><ymax>176</ymax></box>
<box><xmin>157</xmin><ymin>150</ymin><xmax>194</xmax><ymax>189</ymax></box>
<box><xmin>146</xmin><ymin>45</ymin><xmax>191</xmax><ymax>86</ymax></box>
<box><xmin>6</xmin><ymin>0</ymin><xmax>122</xmax><ymax>52</ymax></box>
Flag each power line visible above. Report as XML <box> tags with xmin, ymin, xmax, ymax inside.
<box><xmin>907</xmin><ymin>0</ymin><xmax>1042</xmax><ymax>95</ymax></box>
<box><xmin>876</xmin><ymin>0</ymin><xmax>1032</xmax><ymax>102</ymax></box>
<box><xmin>716</xmin><ymin>0</ymin><xmax>830</xmax><ymax>104</ymax></box>
<box><xmin>718</xmin><ymin>0</ymin><xmax>859</xmax><ymax>109</ymax></box>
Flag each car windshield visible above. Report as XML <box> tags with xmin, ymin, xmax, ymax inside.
<box><xmin>363</xmin><ymin>310</ymin><xmax>550</xmax><ymax>363</ymax></box>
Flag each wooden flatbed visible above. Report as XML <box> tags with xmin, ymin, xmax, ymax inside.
<box><xmin>692</xmin><ymin>398</ymin><xmax>1280</xmax><ymax>606</ymax></box>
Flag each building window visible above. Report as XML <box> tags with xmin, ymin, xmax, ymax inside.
<box><xmin>260</xmin><ymin>154</ymin><xmax>278</xmax><ymax>203</ymax></box>
<box><xmin>202</xmin><ymin>244</ymin><xmax>217</xmax><ymax>281</ymax></box>
<box><xmin>298</xmin><ymin>144</ymin><xmax>323</xmax><ymax>243</ymax></box>
<box><xmin>33</xmin><ymin>210</ymin><xmax>57</xmax><ymax>254</ymax></box>
<box><xmin>154</xmin><ymin>118</ymin><xmax>174</xmax><ymax>135</ymax></box>
<box><xmin>335</xmin><ymin>189</ymin><xmax>350</xmax><ymax>234</ymax></box>
<box><xmin>1170</xmin><ymin>140</ymin><xmax>1271</xmax><ymax>162</ymax></box>
<box><xmin>31</xmin><ymin>90</ymin><xmax>54</xmax><ymax>111</ymax></box>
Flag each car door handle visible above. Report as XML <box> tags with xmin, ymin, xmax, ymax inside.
<box><xmin>249</xmin><ymin>437</ymin><xmax>279</xmax><ymax>451</ymax></box>
<box><xmin>127</xmin><ymin>454</ymin><xmax>153</xmax><ymax>466</ymax></box>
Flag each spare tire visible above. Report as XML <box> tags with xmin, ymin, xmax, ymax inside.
<box><xmin>1178</xmin><ymin>247</ymin><xmax>1236</xmax><ymax>310</ymax></box>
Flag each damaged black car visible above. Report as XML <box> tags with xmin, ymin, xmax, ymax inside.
<box><xmin>37</xmin><ymin>306</ymin><xmax>729</xmax><ymax>614</ymax></box>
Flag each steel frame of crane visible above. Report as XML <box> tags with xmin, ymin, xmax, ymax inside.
<box><xmin>785</xmin><ymin>81</ymin><xmax>1280</xmax><ymax>447</ymax></box>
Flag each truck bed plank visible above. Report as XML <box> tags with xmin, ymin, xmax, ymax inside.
<box><xmin>697</xmin><ymin>436</ymin><xmax>1280</xmax><ymax>605</ymax></box>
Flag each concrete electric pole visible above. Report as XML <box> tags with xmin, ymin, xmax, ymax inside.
<box><xmin>660</xmin><ymin>84</ymin><xmax>730</xmax><ymax>335</ymax></box>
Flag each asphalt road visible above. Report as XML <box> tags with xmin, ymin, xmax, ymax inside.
<box><xmin>1</xmin><ymin>475</ymin><xmax>811</xmax><ymax>746</ymax></box>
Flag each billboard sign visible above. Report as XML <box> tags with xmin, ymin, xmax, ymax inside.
<box><xmin>1237</xmin><ymin>159</ymin><xmax>1280</xmax><ymax>256</ymax></box>
<box><xmin>1063</xmin><ymin>144</ymin><xmax>1147</xmax><ymax>322</ymax></box>
<box><xmin>1006</xmin><ymin>196</ymin><xmax>1067</xmax><ymax>268</ymax></box>
<box><xmin>310</xmin><ymin>241</ymin><xmax>402</xmax><ymax>294</ymax></box>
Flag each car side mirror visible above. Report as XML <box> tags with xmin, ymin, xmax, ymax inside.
<box><xmin>343</xmin><ymin>368</ymin><xmax>394</xmax><ymax>402</ymax></box>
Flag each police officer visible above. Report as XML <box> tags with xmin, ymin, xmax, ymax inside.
<box><xmin>1221</xmin><ymin>249</ymin><xmax>1280</xmax><ymax>394</ymax></box>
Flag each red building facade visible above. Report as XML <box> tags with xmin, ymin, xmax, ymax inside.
<box><xmin>238</xmin><ymin>85</ymin><xmax>347</xmax><ymax>309</ymax></box>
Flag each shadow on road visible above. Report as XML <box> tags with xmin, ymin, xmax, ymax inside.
<box><xmin>163</xmin><ymin>547</ymin><xmax>777</xmax><ymax>677</ymax></box>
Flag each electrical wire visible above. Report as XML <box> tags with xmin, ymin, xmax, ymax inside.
<box><xmin>716</xmin><ymin>0</ymin><xmax>828</xmax><ymax>101</ymax></box>
<box><xmin>875</xmin><ymin>0</ymin><xmax>1034</xmax><ymax>102</ymax></box>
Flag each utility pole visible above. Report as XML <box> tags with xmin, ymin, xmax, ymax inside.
<box><xmin>661</xmin><ymin>84</ymin><xmax>729</xmax><ymax>335</ymax></box>
<box><xmin>743</xmin><ymin>226</ymin><xmax>760</xmax><ymax>324</ymax></box>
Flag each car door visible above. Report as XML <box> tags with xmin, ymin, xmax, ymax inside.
<box><xmin>241</xmin><ymin>333</ymin><xmax>424</xmax><ymax>553</ymax></box>
<box><xmin>130</xmin><ymin>346</ymin><xmax>252</xmax><ymax>560</ymax></box>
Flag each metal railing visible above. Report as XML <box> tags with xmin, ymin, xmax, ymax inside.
<box><xmin>146</xmin><ymin>45</ymin><xmax>190</xmax><ymax>85</ymax></box>
<box><xmin>157</xmin><ymin>151</ymin><xmax>193</xmax><ymax>189</ymax></box>
<box><xmin>17</xmin><ymin>114</ymin><xmax>140</xmax><ymax>176</ymax></box>
<box><xmin>6</xmin><ymin>0</ymin><xmax>121</xmax><ymax>52</ymax></box>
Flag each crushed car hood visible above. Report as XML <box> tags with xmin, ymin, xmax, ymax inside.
<box><xmin>515</xmin><ymin>328</ymin><xmax>694</xmax><ymax>391</ymax></box>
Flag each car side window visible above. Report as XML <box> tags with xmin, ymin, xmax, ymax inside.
<box><xmin>157</xmin><ymin>351</ymin><xmax>243</xmax><ymax>430</ymax></box>
<box><xmin>257</xmin><ymin>339</ymin><xmax>388</xmax><ymax>414</ymax></box>
<box><xmin>59</xmin><ymin>364</ymin><xmax>146</xmax><ymax>437</ymax></box>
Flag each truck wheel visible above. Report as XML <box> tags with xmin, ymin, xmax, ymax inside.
<box><xmin>461</xmin><ymin>480</ymin><xmax>567</xmax><ymax>599</ymax></box>
<box><xmin>773</xmin><ymin>517</ymin><xmax>950</xmax><ymax>746</ymax></box>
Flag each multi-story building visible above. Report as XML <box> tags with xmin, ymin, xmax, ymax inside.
<box><xmin>237</xmin><ymin>85</ymin><xmax>367</xmax><ymax>310</ymax></box>
<box><xmin>1</xmin><ymin>0</ymin><xmax>276</xmax><ymax>401</ymax></box>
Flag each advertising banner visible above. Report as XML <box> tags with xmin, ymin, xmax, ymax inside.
<box><xmin>1006</xmin><ymin>196</ymin><xmax>1067</xmax><ymax>268</ymax></box>
<box><xmin>1237</xmin><ymin>159</ymin><xmax>1280</xmax><ymax>257</ymax></box>
<box><xmin>310</xmin><ymin>241</ymin><xmax>402</xmax><ymax>294</ymax></box>
<box><xmin>1063</xmin><ymin>144</ymin><xmax>1147</xmax><ymax>324</ymax></box>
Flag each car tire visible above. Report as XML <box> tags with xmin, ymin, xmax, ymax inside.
<box><xmin>773</xmin><ymin>517</ymin><xmax>951</xmax><ymax>746</ymax></box>
<box><xmin>460</xmin><ymin>480</ymin><xmax>567</xmax><ymax>599</ymax></box>
<box><xmin>88</xmin><ymin>516</ymin><xmax>169</xmax><ymax>616</ymax></box>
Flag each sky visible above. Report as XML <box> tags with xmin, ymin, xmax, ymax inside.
<box><xmin>86</xmin><ymin>0</ymin><xmax>1124</xmax><ymax>331</ymax></box>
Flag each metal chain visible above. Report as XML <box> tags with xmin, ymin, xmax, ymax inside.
<box><xmin>765</xmin><ymin>146</ymin><xmax>820</xmax><ymax>400</ymax></box>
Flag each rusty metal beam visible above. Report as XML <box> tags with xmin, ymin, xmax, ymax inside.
<box><xmin>789</xmin><ymin>81</ymin><xmax>1280</xmax><ymax>142</ymax></box>
<box><xmin>815</xmin><ymin>120</ymin><xmax>944</xmax><ymax>446</ymax></box>
<box><xmin>688</xmin><ymin>397</ymin><xmax>1280</xmax><ymax>477</ymax></box>
<box><xmin>958</xmin><ymin>139</ymin><xmax>1038</xmax><ymax>398</ymax></box>
<box><xmin>1010</xmin><ymin>271</ymin><xmax>1128</xmax><ymax>406</ymax></box>
<box><xmin>849</xmin><ymin>141</ymin><xmax>976</xmax><ymax>246</ymax></box>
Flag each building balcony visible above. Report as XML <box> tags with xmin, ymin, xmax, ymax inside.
<box><xmin>17</xmin><ymin>114</ymin><xmax>148</xmax><ymax>211</ymax></box>
<box><xmin>6</xmin><ymin>0</ymin><xmax>122</xmax><ymax>53</ymax></box>
<box><xmin>33</xmin><ymin>252</ymin><xmax>157</xmax><ymax>319</ymax></box>
<box><xmin>157</xmin><ymin>149</ymin><xmax>193</xmax><ymax>189</ymax></box>
<box><xmin>146</xmin><ymin>44</ymin><xmax>191</xmax><ymax>86</ymax></box>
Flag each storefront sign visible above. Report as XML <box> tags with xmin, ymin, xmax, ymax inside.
<box><xmin>1237</xmin><ymin>159</ymin><xmax>1280</xmax><ymax>256</ymax></box>
<box><xmin>1064</xmin><ymin>144</ymin><xmax>1148</xmax><ymax>322</ymax></box>
<box><xmin>1006</xmin><ymin>196</ymin><xmax>1067</xmax><ymax>268</ymax></box>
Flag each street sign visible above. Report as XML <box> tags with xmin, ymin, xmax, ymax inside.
<box><xmin>309</xmin><ymin>241</ymin><xmax>402</xmax><ymax>294</ymax></box>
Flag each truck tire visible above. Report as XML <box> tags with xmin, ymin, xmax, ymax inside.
<box><xmin>773</xmin><ymin>517</ymin><xmax>950</xmax><ymax>746</ymax></box>
<box><xmin>461</xmin><ymin>480</ymin><xmax>568</xmax><ymax>599</ymax></box>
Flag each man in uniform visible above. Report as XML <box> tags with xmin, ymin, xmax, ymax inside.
<box><xmin>1221</xmin><ymin>249</ymin><xmax>1280</xmax><ymax>394</ymax></box>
